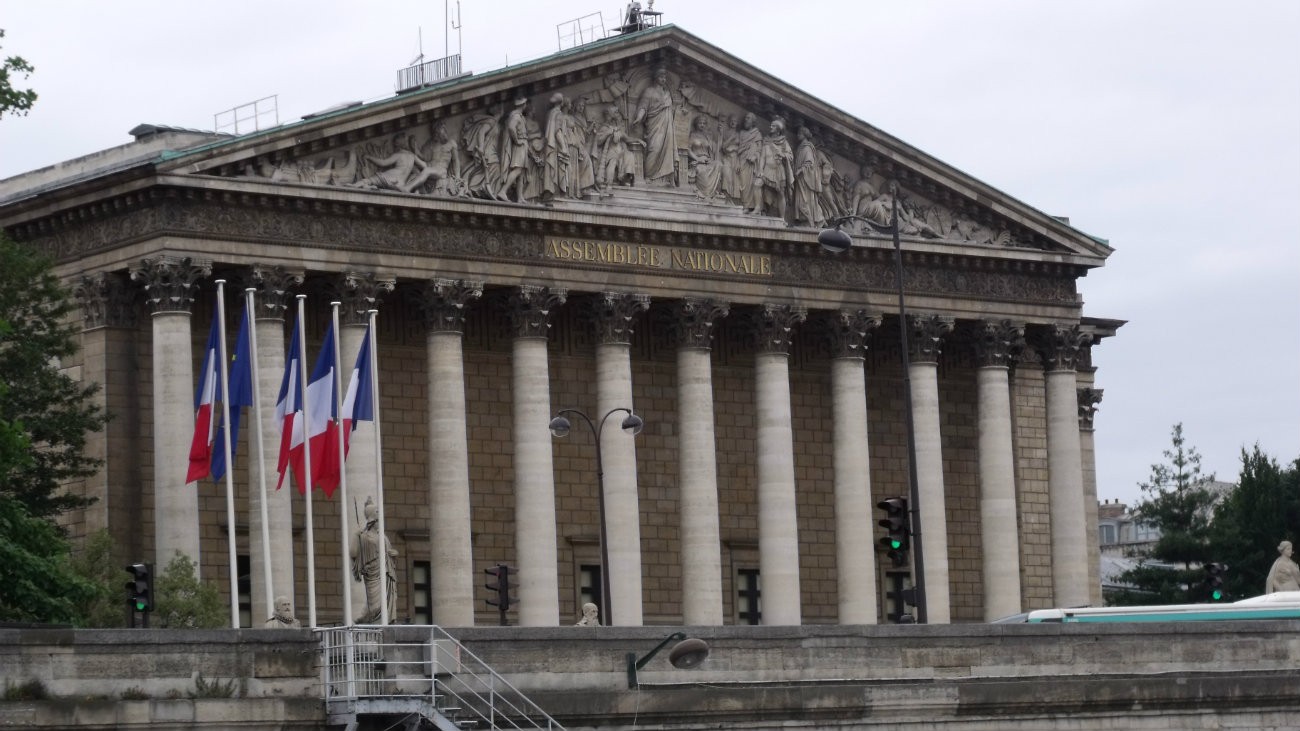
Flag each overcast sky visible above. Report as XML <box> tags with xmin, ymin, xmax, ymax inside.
<box><xmin>2</xmin><ymin>1</ymin><xmax>1297</xmax><ymax>507</ymax></box>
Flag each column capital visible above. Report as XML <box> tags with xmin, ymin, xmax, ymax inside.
<box><xmin>972</xmin><ymin>319</ymin><xmax>1025</xmax><ymax>368</ymax></box>
<box><xmin>907</xmin><ymin>313</ymin><xmax>955</xmax><ymax>364</ymax></box>
<box><xmin>827</xmin><ymin>308</ymin><xmax>881</xmax><ymax>359</ymax></box>
<box><xmin>1034</xmin><ymin>323</ymin><xmax>1093</xmax><ymax>372</ymax></box>
<box><xmin>74</xmin><ymin>272</ymin><xmax>138</xmax><ymax>330</ymax></box>
<box><xmin>506</xmin><ymin>284</ymin><xmax>567</xmax><ymax>339</ymax></box>
<box><xmin>129</xmin><ymin>256</ymin><xmax>211</xmax><ymax>315</ymax></box>
<box><xmin>752</xmin><ymin>304</ymin><xmax>807</xmax><ymax>355</ymax></box>
<box><xmin>415</xmin><ymin>278</ymin><xmax>484</xmax><ymax>334</ymax></box>
<box><xmin>327</xmin><ymin>271</ymin><xmax>396</xmax><ymax>326</ymax></box>
<box><xmin>669</xmin><ymin>298</ymin><xmax>729</xmax><ymax>350</ymax></box>
<box><xmin>248</xmin><ymin>265</ymin><xmax>304</xmax><ymax>320</ymax></box>
<box><xmin>1078</xmin><ymin>387</ymin><xmax>1104</xmax><ymax>431</ymax></box>
<box><xmin>591</xmin><ymin>291</ymin><xmax>651</xmax><ymax>345</ymax></box>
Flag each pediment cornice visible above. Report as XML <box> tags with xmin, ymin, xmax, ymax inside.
<box><xmin>141</xmin><ymin>26</ymin><xmax>1108</xmax><ymax>264</ymax></box>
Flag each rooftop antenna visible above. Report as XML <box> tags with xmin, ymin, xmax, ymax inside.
<box><xmin>409</xmin><ymin>26</ymin><xmax>424</xmax><ymax>67</ymax></box>
<box><xmin>450</xmin><ymin>0</ymin><xmax>462</xmax><ymax>58</ymax></box>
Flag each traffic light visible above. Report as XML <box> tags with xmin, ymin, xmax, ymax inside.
<box><xmin>878</xmin><ymin>496</ymin><xmax>910</xmax><ymax>566</ymax></box>
<box><xmin>485</xmin><ymin>564</ymin><xmax>513</xmax><ymax>626</ymax></box>
<box><xmin>125</xmin><ymin>563</ymin><xmax>153</xmax><ymax>613</ymax></box>
<box><xmin>1203</xmin><ymin>562</ymin><xmax>1226</xmax><ymax>602</ymax></box>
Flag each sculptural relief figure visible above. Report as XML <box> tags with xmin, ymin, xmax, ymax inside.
<box><xmin>406</xmin><ymin>121</ymin><xmax>464</xmax><ymax>196</ymax></box>
<box><xmin>816</xmin><ymin>143</ymin><xmax>846</xmax><ymax>221</ymax></box>
<box><xmin>1266</xmin><ymin>540</ymin><xmax>1300</xmax><ymax>593</ymax></box>
<box><xmin>594</xmin><ymin>104</ymin><xmax>643</xmax><ymax>189</ymax></box>
<box><xmin>264</xmin><ymin>596</ymin><xmax>301</xmax><ymax>629</ymax></box>
<box><xmin>564</xmin><ymin>97</ymin><xmax>598</xmax><ymax>198</ymax></box>
<box><xmin>752</xmin><ymin>118</ymin><xmax>794</xmax><ymax>219</ymax></box>
<box><xmin>631</xmin><ymin>67</ymin><xmax>678</xmax><ymax>185</ymax></box>
<box><xmin>498</xmin><ymin>97</ymin><xmax>534</xmax><ymax>203</ymax></box>
<box><xmin>351</xmin><ymin>497</ymin><xmax>398</xmax><ymax>624</ymax></box>
<box><xmin>793</xmin><ymin>125</ymin><xmax>825</xmax><ymax>227</ymax></box>
<box><xmin>350</xmin><ymin>133</ymin><xmax>430</xmax><ymax>192</ymax></box>
<box><xmin>574</xmin><ymin>602</ymin><xmax>601</xmax><ymax>626</ymax></box>
<box><xmin>687</xmin><ymin>115</ymin><xmax>722</xmax><ymax>200</ymax></box>
<box><xmin>734</xmin><ymin>112</ymin><xmax>764</xmax><ymax>211</ymax></box>
<box><xmin>542</xmin><ymin>93</ymin><xmax>570</xmax><ymax>201</ymax></box>
<box><xmin>460</xmin><ymin>108</ymin><xmax>504</xmax><ymax>200</ymax></box>
<box><xmin>718</xmin><ymin>115</ymin><xmax>740</xmax><ymax>204</ymax></box>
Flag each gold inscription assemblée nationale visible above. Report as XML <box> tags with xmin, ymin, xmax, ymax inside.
<box><xmin>544</xmin><ymin>237</ymin><xmax>772</xmax><ymax>277</ymax></box>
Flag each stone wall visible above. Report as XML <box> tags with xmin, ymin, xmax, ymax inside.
<box><xmin>3</xmin><ymin>623</ymin><xmax>1297</xmax><ymax>730</ymax></box>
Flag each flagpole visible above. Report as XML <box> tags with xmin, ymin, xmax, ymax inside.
<box><xmin>214</xmin><ymin>280</ymin><xmax>241</xmax><ymax>629</ymax></box>
<box><xmin>332</xmin><ymin>302</ymin><xmax>355</xmax><ymax>626</ymax></box>
<box><xmin>369</xmin><ymin>309</ymin><xmax>390</xmax><ymax>627</ymax></box>
<box><xmin>297</xmin><ymin>295</ymin><xmax>318</xmax><ymax>628</ymax></box>
<box><xmin>245</xmin><ymin>288</ymin><xmax>275</xmax><ymax>618</ymax></box>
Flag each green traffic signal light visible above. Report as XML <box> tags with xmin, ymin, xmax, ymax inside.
<box><xmin>888</xmin><ymin>538</ymin><xmax>902</xmax><ymax>550</ymax></box>
<box><xmin>1211</xmin><ymin>589</ymin><xmax>1223</xmax><ymax>601</ymax></box>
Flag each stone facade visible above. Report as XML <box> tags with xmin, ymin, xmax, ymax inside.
<box><xmin>0</xmin><ymin>26</ymin><xmax>1121</xmax><ymax>628</ymax></box>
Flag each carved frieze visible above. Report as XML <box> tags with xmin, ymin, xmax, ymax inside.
<box><xmin>200</xmin><ymin>62</ymin><xmax>1032</xmax><ymax>249</ymax></box>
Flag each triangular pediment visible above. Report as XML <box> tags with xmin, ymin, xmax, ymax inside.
<box><xmin>165</xmin><ymin>25</ymin><xmax>1110</xmax><ymax>261</ymax></box>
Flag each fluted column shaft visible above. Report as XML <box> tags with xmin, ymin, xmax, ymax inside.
<box><xmin>421</xmin><ymin>280</ymin><xmax>481</xmax><ymax>627</ymax></box>
<box><xmin>829</xmin><ymin>309</ymin><xmax>880</xmax><ymax>624</ymax></box>
<box><xmin>975</xmin><ymin>321</ymin><xmax>1024</xmax><ymax>621</ymax></box>
<box><xmin>908</xmin><ymin>314</ymin><xmax>953</xmax><ymax>624</ymax></box>
<box><xmin>131</xmin><ymin>257</ymin><xmax>209</xmax><ymax>572</ymax></box>
<box><xmin>754</xmin><ymin>304</ymin><xmax>806</xmax><ymax>626</ymax></box>
<box><xmin>673</xmin><ymin>298</ymin><xmax>728</xmax><ymax>626</ymax></box>
<box><xmin>509</xmin><ymin>286</ymin><xmax>566</xmax><ymax>626</ymax></box>
<box><xmin>593</xmin><ymin>292</ymin><xmax>650</xmax><ymax>626</ymax></box>
<box><xmin>1039</xmin><ymin>326</ymin><xmax>1093</xmax><ymax>608</ymax></box>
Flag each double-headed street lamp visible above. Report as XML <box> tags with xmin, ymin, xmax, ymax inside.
<box><xmin>817</xmin><ymin>184</ymin><xmax>928</xmax><ymax>624</ymax></box>
<box><xmin>549</xmin><ymin>407</ymin><xmax>644</xmax><ymax>626</ymax></box>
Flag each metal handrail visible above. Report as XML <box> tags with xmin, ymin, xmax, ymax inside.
<box><xmin>317</xmin><ymin>625</ymin><xmax>564</xmax><ymax>730</ymax></box>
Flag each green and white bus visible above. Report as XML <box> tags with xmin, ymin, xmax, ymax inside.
<box><xmin>1025</xmin><ymin>591</ymin><xmax>1300</xmax><ymax>623</ymax></box>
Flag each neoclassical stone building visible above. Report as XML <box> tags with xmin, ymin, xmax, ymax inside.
<box><xmin>0</xmin><ymin>26</ymin><xmax>1119</xmax><ymax>627</ymax></box>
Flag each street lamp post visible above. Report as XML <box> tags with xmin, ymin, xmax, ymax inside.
<box><xmin>549</xmin><ymin>407</ymin><xmax>644</xmax><ymax>626</ymax></box>
<box><xmin>817</xmin><ymin>186</ymin><xmax>928</xmax><ymax>624</ymax></box>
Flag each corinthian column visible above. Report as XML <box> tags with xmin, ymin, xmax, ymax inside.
<box><xmin>671</xmin><ymin>298</ymin><xmax>728</xmax><ymax>625</ymax></box>
<box><xmin>417</xmin><ymin>279</ymin><xmax>483</xmax><ymax>627</ymax></box>
<box><xmin>247</xmin><ymin>265</ymin><xmax>303</xmax><ymax>624</ymax></box>
<box><xmin>828</xmin><ymin>309</ymin><xmax>881</xmax><ymax>624</ymax></box>
<box><xmin>907</xmin><ymin>313</ymin><xmax>954</xmax><ymax>623</ymax></box>
<box><xmin>1037</xmin><ymin>324</ymin><xmax>1094</xmax><ymax>608</ymax></box>
<box><xmin>753</xmin><ymin>304</ymin><xmax>807</xmax><ymax>625</ymax></box>
<box><xmin>130</xmin><ymin>256</ymin><xmax>211</xmax><ymax>572</ymax></box>
<box><xmin>1078</xmin><ymin>385</ymin><xmax>1104</xmax><ymax>607</ymax></box>
<box><xmin>973</xmin><ymin>319</ymin><xmax>1024</xmax><ymax>620</ymax></box>
<box><xmin>592</xmin><ymin>292</ymin><xmax>651</xmax><ymax>626</ymax></box>
<box><xmin>507</xmin><ymin>285</ymin><xmax>567</xmax><ymax>626</ymax></box>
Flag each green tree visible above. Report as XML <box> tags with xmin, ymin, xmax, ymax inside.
<box><xmin>1209</xmin><ymin>447</ymin><xmax>1300</xmax><ymax>599</ymax></box>
<box><xmin>0</xmin><ymin>29</ymin><xmax>37</xmax><ymax>118</ymax></box>
<box><xmin>0</xmin><ymin>234</ymin><xmax>108</xmax><ymax>518</ymax></box>
<box><xmin>153</xmin><ymin>554</ymin><xmax>227</xmax><ymax>629</ymax></box>
<box><xmin>68</xmin><ymin>529</ymin><xmax>130</xmax><ymax>627</ymax></box>
<box><xmin>1112</xmin><ymin>424</ymin><xmax>1218</xmax><ymax>605</ymax></box>
<box><xmin>0</xmin><ymin>493</ymin><xmax>96</xmax><ymax>624</ymax></box>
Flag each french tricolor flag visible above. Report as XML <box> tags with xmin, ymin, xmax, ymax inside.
<box><xmin>305</xmin><ymin>323</ymin><xmax>341</xmax><ymax>498</ymax></box>
<box><xmin>340</xmin><ymin>323</ymin><xmax>375</xmax><ymax>444</ymax></box>
<box><xmin>185</xmin><ymin>316</ymin><xmax>222</xmax><ymax>484</ymax></box>
<box><xmin>274</xmin><ymin>316</ymin><xmax>304</xmax><ymax>491</ymax></box>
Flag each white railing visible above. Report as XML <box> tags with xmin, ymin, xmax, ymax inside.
<box><xmin>396</xmin><ymin>54</ymin><xmax>463</xmax><ymax>92</ymax></box>
<box><xmin>318</xmin><ymin>625</ymin><xmax>564</xmax><ymax>730</ymax></box>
